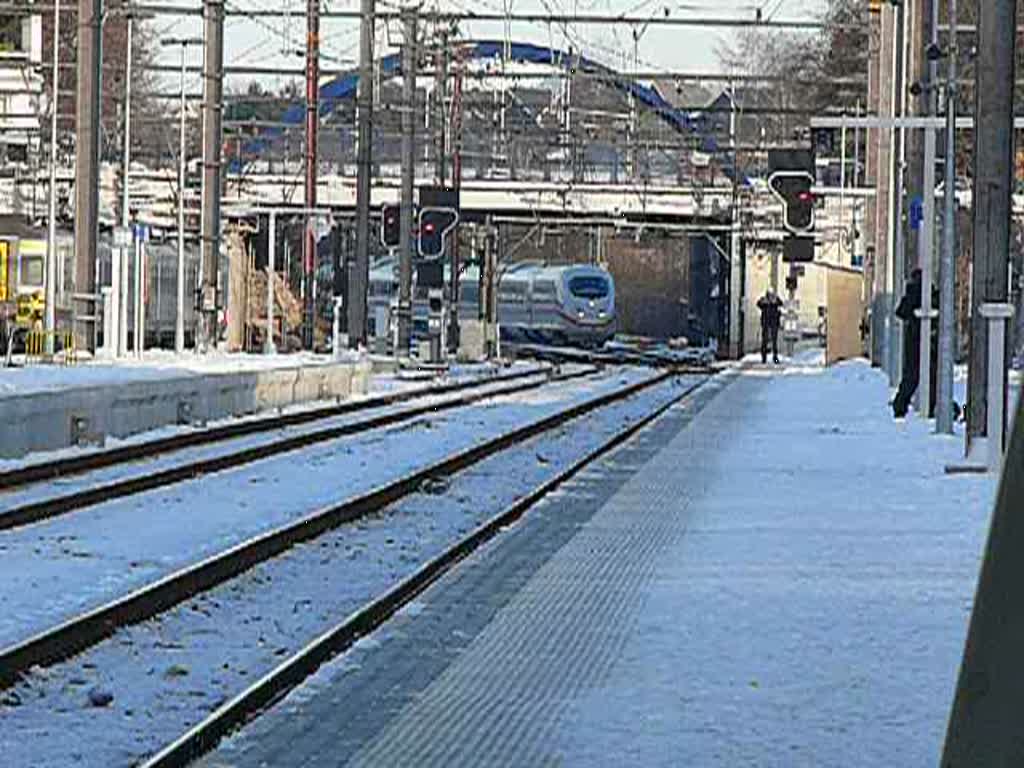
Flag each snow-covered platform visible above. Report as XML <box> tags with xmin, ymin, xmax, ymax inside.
<box><xmin>0</xmin><ymin>351</ymin><xmax>381</xmax><ymax>459</ymax></box>
<box><xmin>203</xmin><ymin>354</ymin><xmax>998</xmax><ymax>767</ymax></box>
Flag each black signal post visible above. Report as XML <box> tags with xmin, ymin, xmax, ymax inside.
<box><xmin>768</xmin><ymin>171</ymin><xmax>816</xmax><ymax>234</ymax></box>
<box><xmin>381</xmin><ymin>204</ymin><xmax>401</xmax><ymax>249</ymax></box>
<box><xmin>417</xmin><ymin>207</ymin><xmax>459</xmax><ymax>259</ymax></box>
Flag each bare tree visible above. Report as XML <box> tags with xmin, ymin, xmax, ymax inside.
<box><xmin>38</xmin><ymin>2</ymin><xmax>163</xmax><ymax>160</ymax></box>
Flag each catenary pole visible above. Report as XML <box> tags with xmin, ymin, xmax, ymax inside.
<box><xmin>965</xmin><ymin>0</ymin><xmax>1017</xmax><ymax>455</ymax></box>
<box><xmin>889</xmin><ymin>0</ymin><xmax>908</xmax><ymax>386</ymax></box>
<box><xmin>303</xmin><ymin>0</ymin><xmax>319</xmax><ymax>350</ymax></box>
<box><xmin>916</xmin><ymin>0</ymin><xmax>938</xmax><ymax>418</ymax></box>
<box><xmin>74</xmin><ymin>0</ymin><xmax>102</xmax><ymax>352</ymax></box>
<box><xmin>936</xmin><ymin>0</ymin><xmax>958</xmax><ymax>434</ymax></box>
<box><xmin>397</xmin><ymin>9</ymin><xmax>416</xmax><ymax>356</ymax></box>
<box><xmin>348</xmin><ymin>0</ymin><xmax>374</xmax><ymax>348</ymax></box>
<box><xmin>199</xmin><ymin>0</ymin><xmax>224</xmax><ymax>351</ymax></box>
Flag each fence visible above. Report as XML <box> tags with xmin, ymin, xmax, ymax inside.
<box><xmin>25</xmin><ymin>329</ymin><xmax>77</xmax><ymax>365</ymax></box>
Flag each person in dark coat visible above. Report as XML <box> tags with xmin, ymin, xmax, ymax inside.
<box><xmin>892</xmin><ymin>268</ymin><xmax>938</xmax><ymax>418</ymax></box>
<box><xmin>758</xmin><ymin>289</ymin><xmax>784</xmax><ymax>364</ymax></box>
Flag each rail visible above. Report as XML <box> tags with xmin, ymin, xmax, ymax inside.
<box><xmin>0</xmin><ymin>365</ymin><xmax>594</xmax><ymax>531</ymax></box>
<box><xmin>139</xmin><ymin>372</ymin><xmax>712</xmax><ymax>768</ymax></box>
<box><xmin>0</xmin><ymin>370</ymin><xmax>702</xmax><ymax>698</ymax></box>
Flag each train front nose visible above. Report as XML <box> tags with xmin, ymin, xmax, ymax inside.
<box><xmin>571</xmin><ymin>297</ymin><xmax>611</xmax><ymax>325</ymax></box>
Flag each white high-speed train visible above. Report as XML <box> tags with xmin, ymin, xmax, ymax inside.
<box><xmin>367</xmin><ymin>259</ymin><xmax>616</xmax><ymax>348</ymax></box>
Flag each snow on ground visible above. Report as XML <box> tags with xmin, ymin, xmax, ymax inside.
<box><xmin>551</xmin><ymin>356</ymin><xmax>999</xmax><ymax>766</ymax></box>
<box><xmin>0</xmin><ymin>367</ymin><xmax>650</xmax><ymax>649</ymax></box>
<box><xmin>0</xmin><ymin>375</ymin><xmax>702</xmax><ymax>767</ymax></box>
<box><xmin>184</xmin><ymin>353</ymin><xmax>998</xmax><ymax>768</ymax></box>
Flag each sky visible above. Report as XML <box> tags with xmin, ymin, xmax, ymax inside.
<box><xmin>146</xmin><ymin>0</ymin><xmax>827</xmax><ymax>96</ymax></box>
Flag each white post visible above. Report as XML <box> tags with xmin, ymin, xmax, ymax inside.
<box><xmin>100</xmin><ymin>286</ymin><xmax>113</xmax><ymax>356</ymax></box>
<box><xmin>139</xmin><ymin>238</ymin><xmax>147</xmax><ymax>356</ymax></box>
<box><xmin>175</xmin><ymin>42</ymin><xmax>187</xmax><ymax>355</ymax></box>
<box><xmin>914</xmin><ymin>127</ymin><xmax>938</xmax><ymax>417</ymax></box>
<box><xmin>119</xmin><ymin>234</ymin><xmax>130</xmax><ymax>356</ymax></box>
<box><xmin>727</xmin><ymin>82</ymin><xmax>742</xmax><ymax>359</ymax></box>
<box><xmin>333</xmin><ymin>295</ymin><xmax>344</xmax><ymax>360</ymax></box>
<box><xmin>109</xmin><ymin>240</ymin><xmax>121</xmax><ymax>356</ymax></box>
<box><xmin>133</xmin><ymin>235</ymin><xmax>143</xmax><ymax>357</ymax></box>
<box><xmin>840</xmin><ymin>119</ymin><xmax>847</xmax><ymax>260</ymax></box>
<box><xmin>980</xmin><ymin>302</ymin><xmax>1014</xmax><ymax>470</ymax></box>
<box><xmin>265</xmin><ymin>210</ymin><xmax>277</xmax><ymax>354</ymax></box>
<box><xmin>44</xmin><ymin>0</ymin><xmax>60</xmax><ymax>355</ymax></box>
<box><xmin>118</xmin><ymin>13</ymin><xmax>133</xmax><ymax>359</ymax></box>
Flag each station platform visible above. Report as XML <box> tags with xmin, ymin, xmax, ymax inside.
<box><xmin>0</xmin><ymin>351</ymin><xmax>384</xmax><ymax>459</ymax></box>
<box><xmin>204</xmin><ymin>354</ymin><xmax>998</xmax><ymax>767</ymax></box>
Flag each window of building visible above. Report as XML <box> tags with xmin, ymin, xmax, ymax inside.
<box><xmin>0</xmin><ymin>16</ymin><xmax>22</xmax><ymax>53</ymax></box>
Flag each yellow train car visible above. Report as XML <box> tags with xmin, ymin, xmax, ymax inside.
<box><xmin>1</xmin><ymin>232</ymin><xmax>47</xmax><ymax>356</ymax></box>
<box><xmin>13</xmin><ymin>238</ymin><xmax>46</xmax><ymax>328</ymax></box>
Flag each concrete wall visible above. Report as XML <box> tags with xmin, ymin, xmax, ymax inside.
<box><xmin>0</xmin><ymin>360</ymin><xmax>373</xmax><ymax>459</ymax></box>
<box><xmin>602</xmin><ymin>236</ymin><xmax>690</xmax><ymax>339</ymax></box>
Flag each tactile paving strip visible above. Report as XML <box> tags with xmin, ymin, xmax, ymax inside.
<box><xmin>347</xmin><ymin>378</ymin><xmax>741</xmax><ymax>766</ymax></box>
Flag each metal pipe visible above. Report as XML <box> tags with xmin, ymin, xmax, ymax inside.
<box><xmin>116</xmin><ymin>12</ymin><xmax>133</xmax><ymax>358</ymax></box>
<box><xmin>161</xmin><ymin>36</ymin><xmax>202</xmax><ymax>353</ymax></box>
<box><xmin>266</xmin><ymin>210</ymin><xmax>276</xmax><ymax>354</ymax></box>
<box><xmin>44</xmin><ymin>0</ymin><xmax>60</xmax><ymax>354</ymax></box>
<box><xmin>176</xmin><ymin>43</ymin><xmax>187</xmax><ymax>354</ymax></box>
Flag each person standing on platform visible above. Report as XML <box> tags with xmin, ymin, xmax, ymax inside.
<box><xmin>892</xmin><ymin>269</ymin><xmax>939</xmax><ymax>419</ymax></box>
<box><xmin>758</xmin><ymin>289</ymin><xmax>783</xmax><ymax>364</ymax></box>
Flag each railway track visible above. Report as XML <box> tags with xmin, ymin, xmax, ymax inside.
<box><xmin>140</xmin><ymin>371</ymin><xmax>712</xmax><ymax>768</ymax></box>
<box><xmin>0</xmin><ymin>365</ymin><xmax>551</xmax><ymax>492</ymax></box>
<box><xmin>0</xmin><ymin>370</ymin><xmax>705</xmax><ymax>702</ymax></box>
<box><xmin>0</xmin><ymin>364</ymin><xmax>599</xmax><ymax>532</ymax></box>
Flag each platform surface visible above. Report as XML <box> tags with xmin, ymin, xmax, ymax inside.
<box><xmin>203</xmin><ymin>356</ymin><xmax>998</xmax><ymax>767</ymax></box>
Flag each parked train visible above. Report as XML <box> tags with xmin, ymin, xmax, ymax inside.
<box><xmin>0</xmin><ymin>218</ymin><xmax>208</xmax><ymax>351</ymax></box>
<box><xmin>0</xmin><ymin>218</ymin><xmax>63</xmax><ymax>348</ymax></box>
<box><xmin>367</xmin><ymin>258</ymin><xmax>617</xmax><ymax>348</ymax></box>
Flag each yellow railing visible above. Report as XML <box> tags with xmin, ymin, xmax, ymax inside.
<box><xmin>25</xmin><ymin>329</ymin><xmax>77</xmax><ymax>366</ymax></box>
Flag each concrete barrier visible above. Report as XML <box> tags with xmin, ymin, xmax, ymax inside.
<box><xmin>0</xmin><ymin>359</ymin><xmax>374</xmax><ymax>459</ymax></box>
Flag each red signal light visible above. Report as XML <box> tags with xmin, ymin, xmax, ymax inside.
<box><xmin>423</xmin><ymin>222</ymin><xmax>436</xmax><ymax>234</ymax></box>
<box><xmin>798</xmin><ymin>191</ymin><xmax>813</xmax><ymax>202</ymax></box>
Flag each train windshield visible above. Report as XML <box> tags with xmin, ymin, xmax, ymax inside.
<box><xmin>568</xmin><ymin>275</ymin><xmax>609</xmax><ymax>299</ymax></box>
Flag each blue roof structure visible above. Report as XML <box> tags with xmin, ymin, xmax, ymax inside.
<box><xmin>237</xmin><ymin>40</ymin><xmax>746</xmax><ymax>184</ymax></box>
